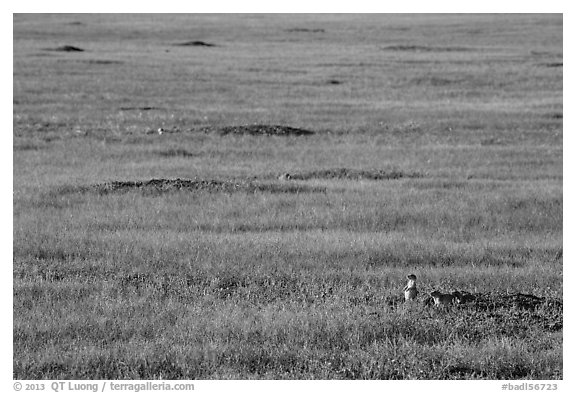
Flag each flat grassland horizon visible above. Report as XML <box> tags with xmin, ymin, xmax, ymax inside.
<box><xmin>13</xmin><ymin>14</ymin><xmax>562</xmax><ymax>379</ymax></box>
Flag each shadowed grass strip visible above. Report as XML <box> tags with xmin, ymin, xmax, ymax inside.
<box><xmin>216</xmin><ymin>125</ymin><xmax>314</xmax><ymax>136</ymax></box>
<box><xmin>49</xmin><ymin>178</ymin><xmax>326</xmax><ymax>197</ymax></box>
<box><xmin>283</xmin><ymin>168</ymin><xmax>423</xmax><ymax>181</ymax></box>
<box><xmin>381</xmin><ymin>45</ymin><xmax>476</xmax><ymax>52</ymax></box>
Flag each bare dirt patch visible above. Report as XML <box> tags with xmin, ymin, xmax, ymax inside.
<box><xmin>46</xmin><ymin>45</ymin><xmax>85</xmax><ymax>52</ymax></box>
<box><xmin>279</xmin><ymin>168</ymin><xmax>423</xmax><ymax>181</ymax></box>
<box><xmin>174</xmin><ymin>41</ymin><xmax>216</xmax><ymax>47</ymax></box>
<box><xmin>119</xmin><ymin>106</ymin><xmax>163</xmax><ymax>111</ymax></box>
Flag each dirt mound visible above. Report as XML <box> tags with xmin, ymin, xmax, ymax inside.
<box><xmin>474</xmin><ymin>293</ymin><xmax>562</xmax><ymax>332</ymax></box>
<box><xmin>470</xmin><ymin>292</ymin><xmax>562</xmax><ymax>312</ymax></box>
<box><xmin>46</xmin><ymin>45</ymin><xmax>84</xmax><ymax>52</ymax></box>
<box><xmin>279</xmin><ymin>168</ymin><xmax>423</xmax><ymax>181</ymax></box>
<box><xmin>417</xmin><ymin>290</ymin><xmax>558</xmax><ymax>308</ymax></box>
<box><xmin>140</xmin><ymin>124</ymin><xmax>315</xmax><ymax>137</ymax></box>
<box><xmin>52</xmin><ymin>178</ymin><xmax>326</xmax><ymax>196</ymax></box>
<box><xmin>405</xmin><ymin>291</ymin><xmax>563</xmax><ymax>333</ymax></box>
<box><xmin>174</xmin><ymin>41</ymin><xmax>216</xmax><ymax>47</ymax></box>
<box><xmin>217</xmin><ymin>125</ymin><xmax>314</xmax><ymax>136</ymax></box>
<box><xmin>421</xmin><ymin>291</ymin><xmax>560</xmax><ymax>311</ymax></box>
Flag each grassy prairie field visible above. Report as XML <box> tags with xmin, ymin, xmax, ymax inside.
<box><xmin>13</xmin><ymin>14</ymin><xmax>562</xmax><ymax>379</ymax></box>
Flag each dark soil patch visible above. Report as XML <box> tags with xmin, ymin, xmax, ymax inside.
<box><xmin>382</xmin><ymin>45</ymin><xmax>474</xmax><ymax>52</ymax></box>
<box><xmin>216</xmin><ymin>125</ymin><xmax>315</xmax><ymax>136</ymax></box>
<box><xmin>51</xmin><ymin>178</ymin><xmax>326</xmax><ymax>197</ymax></box>
<box><xmin>548</xmin><ymin>113</ymin><xmax>563</xmax><ymax>119</ymax></box>
<box><xmin>286</xmin><ymin>28</ymin><xmax>325</xmax><ymax>33</ymax></box>
<box><xmin>46</xmin><ymin>45</ymin><xmax>84</xmax><ymax>52</ymax></box>
<box><xmin>280</xmin><ymin>168</ymin><xmax>423</xmax><ymax>181</ymax></box>
<box><xmin>327</xmin><ymin>79</ymin><xmax>342</xmax><ymax>85</ymax></box>
<box><xmin>174</xmin><ymin>41</ymin><xmax>216</xmax><ymax>47</ymax></box>
<box><xmin>544</xmin><ymin>62</ymin><xmax>563</xmax><ymax>67</ymax></box>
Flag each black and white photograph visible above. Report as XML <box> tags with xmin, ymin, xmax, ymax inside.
<box><xmin>11</xmin><ymin>7</ymin><xmax>566</xmax><ymax>387</ymax></box>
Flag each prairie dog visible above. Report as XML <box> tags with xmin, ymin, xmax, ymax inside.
<box><xmin>430</xmin><ymin>290</ymin><xmax>456</xmax><ymax>306</ymax></box>
<box><xmin>404</xmin><ymin>274</ymin><xmax>418</xmax><ymax>301</ymax></box>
